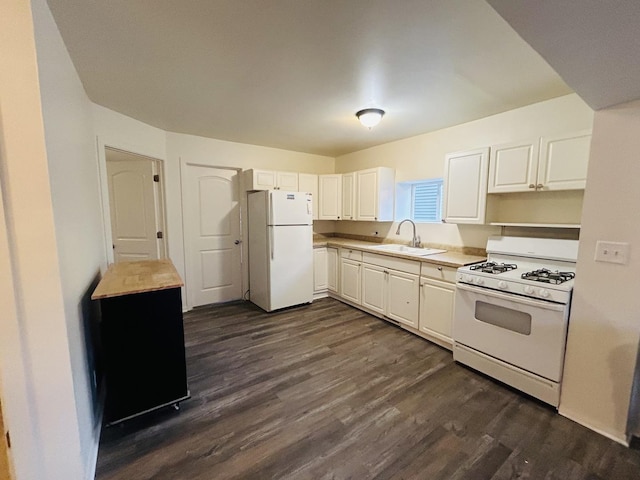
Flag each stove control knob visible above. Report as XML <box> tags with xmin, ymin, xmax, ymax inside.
<box><xmin>538</xmin><ymin>288</ymin><xmax>550</xmax><ymax>298</ymax></box>
<box><xmin>498</xmin><ymin>281</ymin><xmax>508</xmax><ymax>290</ymax></box>
<box><xmin>523</xmin><ymin>285</ymin><xmax>534</xmax><ymax>295</ymax></box>
<box><xmin>475</xmin><ymin>277</ymin><xmax>484</xmax><ymax>286</ymax></box>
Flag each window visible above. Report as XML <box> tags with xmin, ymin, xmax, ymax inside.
<box><xmin>411</xmin><ymin>179</ymin><xmax>443</xmax><ymax>222</ymax></box>
<box><xmin>395</xmin><ymin>178</ymin><xmax>444</xmax><ymax>223</ymax></box>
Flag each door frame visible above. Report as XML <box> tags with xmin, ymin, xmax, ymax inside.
<box><xmin>96</xmin><ymin>137</ymin><xmax>168</xmax><ymax>265</ymax></box>
<box><xmin>180</xmin><ymin>160</ymin><xmax>244</xmax><ymax>310</ymax></box>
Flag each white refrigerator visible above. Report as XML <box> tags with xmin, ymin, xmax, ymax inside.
<box><xmin>248</xmin><ymin>190</ymin><xmax>313</xmax><ymax>312</ymax></box>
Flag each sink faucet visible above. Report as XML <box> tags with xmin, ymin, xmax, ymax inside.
<box><xmin>396</xmin><ymin>219</ymin><xmax>421</xmax><ymax>248</ymax></box>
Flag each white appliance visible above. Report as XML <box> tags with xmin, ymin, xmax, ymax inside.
<box><xmin>248</xmin><ymin>190</ymin><xmax>313</xmax><ymax>312</ymax></box>
<box><xmin>453</xmin><ymin>236</ymin><xmax>579</xmax><ymax>407</ymax></box>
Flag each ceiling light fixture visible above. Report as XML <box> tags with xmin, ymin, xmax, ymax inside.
<box><xmin>356</xmin><ymin>108</ymin><xmax>385</xmax><ymax>129</ymax></box>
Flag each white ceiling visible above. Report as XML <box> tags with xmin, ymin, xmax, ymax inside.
<box><xmin>46</xmin><ymin>0</ymin><xmax>572</xmax><ymax>157</ymax></box>
<box><xmin>487</xmin><ymin>0</ymin><xmax>640</xmax><ymax>111</ymax></box>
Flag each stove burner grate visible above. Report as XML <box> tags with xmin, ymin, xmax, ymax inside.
<box><xmin>521</xmin><ymin>269</ymin><xmax>575</xmax><ymax>284</ymax></box>
<box><xmin>469</xmin><ymin>262</ymin><xmax>518</xmax><ymax>274</ymax></box>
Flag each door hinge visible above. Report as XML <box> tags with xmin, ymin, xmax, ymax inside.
<box><xmin>157</xmin><ymin>231</ymin><xmax>163</xmax><ymax>239</ymax></box>
<box><xmin>6</xmin><ymin>431</ymin><xmax>11</xmax><ymax>448</ymax></box>
<box><xmin>153</xmin><ymin>174</ymin><xmax>160</xmax><ymax>182</ymax></box>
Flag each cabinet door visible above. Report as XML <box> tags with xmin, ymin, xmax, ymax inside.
<box><xmin>254</xmin><ymin>169</ymin><xmax>277</xmax><ymax>190</ymax></box>
<box><xmin>443</xmin><ymin>148</ymin><xmax>489</xmax><ymax>224</ymax></box>
<box><xmin>361</xmin><ymin>263</ymin><xmax>385</xmax><ymax>314</ymax></box>
<box><xmin>419</xmin><ymin>277</ymin><xmax>455</xmax><ymax>341</ymax></box>
<box><xmin>340</xmin><ymin>258</ymin><xmax>361</xmax><ymax>305</ymax></box>
<box><xmin>356</xmin><ymin>169</ymin><xmax>378</xmax><ymax>221</ymax></box>
<box><xmin>313</xmin><ymin>247</ymin><xmax>328</xmax><ymax>293</ymax></box>
<box><xmin>538</xmin><ymin>130</ymin><xmax>591</xmax><ymax>191</ymax></box>
<box><xmin>386</xmin><ymin>270</ymin><xmax>419</xmax><ymax>328</ymax></box>
<box><xmin>277</xmin><ymin>171</ymin><xmax>299</xmax><ymax>191</ymax></box>
<box><xmin>318</xmin><ymin>174</ymin><xmax>342</xmax><ymax>220</ymax></box>
<box><xmin>341</xmin><ymin>172</ymin><xmax>356</xmax><ymax>220</ymax></box>
<box><xmin>488</xmin><ymin>140</ymin><xmax>539</xmax><ymax>193</ymax></box>
<box><xmin>327</xmin><ymin>247</ymin><xmax>339</xmax><ymax>293</ymax></box>
<box><xmin>298</xmin><ymin>173</ymin><xmax>318</xmax><ymax>220</ymax></box>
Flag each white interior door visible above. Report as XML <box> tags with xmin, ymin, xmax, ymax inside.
<box><xmin>182</xmin><ymin>164</ymin><xmax>242</xmax><ymax>307</ymax></box>
<box><xmin>106</xmin><ymin>153</ymin><xmax>162</xmax><ymax>262</ymax></box>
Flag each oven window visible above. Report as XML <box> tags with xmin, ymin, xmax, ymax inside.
<box><xmin>474</xmin><ymin>301</ymin><xmax>532</xmax><ymax>335</ymax></box>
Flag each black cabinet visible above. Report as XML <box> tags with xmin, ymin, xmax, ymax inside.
<box><xmin>97</xmin><ymin>283</ymin><xmax>189</xmax><ymax>424</ymax></box>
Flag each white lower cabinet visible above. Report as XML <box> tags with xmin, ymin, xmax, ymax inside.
<box><xmin>360</xmin><ymin>253</ymin><xmax>420</xmax><ymax>328</ymax></box>
<box><xmin>361</xmin><ymin>263</ymin><xmax>385</xmax><ymax>314</ymax></box>
<box><xmin>340</xmin><ymin>249</ymin><xmax>362</xmax><ymax>305</ymax></box>
<box><xmin>387</xmin><ymin>270</ymin><xmax>420</xmax><ymax>328</ymax></box>
<box><xmin>419</xmin><ymin>264</ymin><xmax>457</xmax><ymax>348</ymax></box>
<box><xmin>313</xmin><ymin>247</ymin><xmax>328</xmax><ymax>298</ymax></box>
<box><xmin>327</xmin><ymin>247</ymin><xmax>339</xmax><ymax>294</ymax></box>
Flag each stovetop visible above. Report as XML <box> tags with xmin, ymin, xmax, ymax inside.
<box><xmin>456</xmin><ymin>237</ymin><xmax>579</xmax><ymax>304</ymax></box>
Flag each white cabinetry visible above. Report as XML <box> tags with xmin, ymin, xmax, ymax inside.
<box><xmin>419</xmin><ymin>263</ymin><xmax>457</xmax><ymax>349</ymax></box>
<box><xmin>539</xmin><ymin>130</ymin><xmax>591</xmax><ymax>191</ymax></box>
<box><xmin>339</xmin><ymin>249</ymin><xmax>362</xmax><ymax>304</ymax></box>
<box><xmin>299</xmin><ymin>173</ymin><xmax>318</xmax><ymax>220</ymax></box>
<box><xmin>318</xmin><ymin>174</ymin><xmax>342</xmax><ymax>220</ymax></box>
<box><xmin>361</xmin><ymin>253</ymin><xmax>420</xmax><ymax>328</ymax></box>
<box><xmin>327</xmin><ymin>247</ymin><xmax>339</xmax><ymax>294</ymax></box>
<box><xmin>356</xmin><ymin>167</ymin><xmax>395</xmax><ymax>221</ymax></box>
<box><xmin>488</xmin><ymin>130</ymin><xmax>591</xmax><ymax>193</ymax></box>
<box><xmin>341</xmin><ymin>172</ymin><xmax>356</xmax><ymax>221</ymax></box>
<box><xmin>244</xmin><ymin>169</ymin><xmax>299</xmax><ymax>191</ymax></box>
<box><xmin>443</xmin><ymin>148</ymin><xmax>489</xmax><ymax>224</ymax></box>
<box><xmin>313</xmin><ymin>247</ymin><xmax>328</xmax><ymax>299</ymax></box>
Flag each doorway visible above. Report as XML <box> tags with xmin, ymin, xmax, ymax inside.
<box><xmin>105</xmin><ymin>148</ymin><xmax>167</xmax><ymax>263</ymax></box>
<box><xmin>181</xmin><ymin>163</ymin><xmax>243</xmax><ymax>307</ymax></box>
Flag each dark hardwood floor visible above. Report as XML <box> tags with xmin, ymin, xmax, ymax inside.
<box><xmin>95</xmin><ymin>298</ymin><xmax>640</xmax><ymax>479</ymax></box>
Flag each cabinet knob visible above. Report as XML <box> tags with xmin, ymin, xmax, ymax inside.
<box><xmin>536</xmin><ymin>184</ymin><xmax>544</xmax><ymax>189</ymax></box>
<box><xmin>528</xmin><ymin>184</ymin><xmax>536</xmax><ymax>189</ymax></box>
<box><xmin>437</xmin><ymin>266</ymin><xmax>443</xmax><ymax>271</ymax></box>
<box><xmin>338</xmin><ymin>216</ymin><xmax>341</xmax><ymax>219</ymax></box>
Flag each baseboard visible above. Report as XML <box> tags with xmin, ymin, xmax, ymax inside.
<box><xmin>558</xmin><ymin>407</ymin><xmax>629</xmax><ymax>446</ymax></box>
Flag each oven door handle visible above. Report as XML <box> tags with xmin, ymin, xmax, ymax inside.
<box><xmin>456</xmin><ymin>283</ymin><xmax>566</xmax><ymax>312</ymax></box>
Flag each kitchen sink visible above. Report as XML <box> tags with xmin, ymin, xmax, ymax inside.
<box><xmin>369</xmin><ymin>244</ymin><xmax>446</xmax><ymax>257</ymax></box>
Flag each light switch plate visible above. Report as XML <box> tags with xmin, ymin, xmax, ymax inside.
<box><xmin>594</xmin><ymin>241</ymin><xmax>629</xmax><ymax>265</ymax></box>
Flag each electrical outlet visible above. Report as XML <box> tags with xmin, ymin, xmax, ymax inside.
<box><xmin>594</xmin><ymin>241</ymin><xmax>629</xmax><ymax>265</ymax></box>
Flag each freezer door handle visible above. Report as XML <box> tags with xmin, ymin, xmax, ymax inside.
<box><xmin>269</xmin><ymin>192</ymin><xmax>274</xmax><ymax>225</ymax></box>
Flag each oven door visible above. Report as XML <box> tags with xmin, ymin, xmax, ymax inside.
<box><xmin>453</xmin><ymin>283</ymin><xmax>569</xmax><ymax>382</ymax></box>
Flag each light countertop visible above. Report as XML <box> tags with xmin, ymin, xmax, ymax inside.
<box><xmin>92</xmin><ymin>259</ymin><xmax>184</xmax><ymax>300</ymax></box>
<box><xmin>313</xmin><ymin>237</ymin><xmax>486</xmax><ymax>268</ymax></box>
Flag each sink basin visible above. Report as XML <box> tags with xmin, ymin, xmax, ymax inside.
<box><xmin>369</xmin><ymin>244</ymin><xmax>447</xmax><ymax>257</ymax></box>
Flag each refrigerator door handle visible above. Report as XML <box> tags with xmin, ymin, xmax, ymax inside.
<box><xmin>270</xmin><ymin>227</ymin><xmax>274</xmax><ymax>260</ymax></box>
<box><xmin>269</xmin><ymin>192</ymin><xmax>274</xmax><ymax>225</ymax></box>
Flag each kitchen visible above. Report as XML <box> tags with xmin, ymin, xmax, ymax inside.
<box><xmin>2</xmin><ymin>1</ymin><xmax>640</xmax><ymax>479</ymax></box>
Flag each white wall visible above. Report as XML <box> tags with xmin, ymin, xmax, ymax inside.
<box><xmin>560</xmin><ymin>99</ymin><xmax>640</xmax><ymax>444</ymax></box>
<box><xmin>31</xmin><ymin>0</ymin><xmax>107</xmax><ymax>476</ymax></box>
<box><xmin>0</xmin><ymin>0</ymin><xmax>85</xmax><ymax>478</ymax></box>
<box><xmin>334</xmin><ymin>94</ymin><xmax>594</xmax><ymax>248</ymax></box>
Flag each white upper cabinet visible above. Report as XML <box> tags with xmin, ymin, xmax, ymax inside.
<box><xmin>318</xmin><ymin>174</ymin><xmax>342</xmax><ymax>220</ymax></box>
<box><xmin>298</xmin><ymin>173</ymin><xmax>318</xmax><ymax>220</ymax></box>
<box><xmin>488</xmin><ymin>140</ymin><xmax>539</xmax><ymax>193</ymax></box>
<box><xmin>443</xmin><ymin>148</ymin><xmax>489</xmax><ymax>224</ymax></box>
<box><xmin>276</xmin><ymin>171</ymin><xmax>299</xmax><ymax>191</ymax></box>
<box><xmin>488</xmin><ymin>130</ymin><xmax>591</xmax><ymax>193</ymax></box>
<box><xmin>341</xmin><ymin>172</ymin><xmax>356</xmax><ymax>221</ymax></box>
<box><xmin>355</xmin><ymin>167</ymin><xmax>395</xmax><ymax>222</ymax></box>
<box><xmin>244</xmin><ymin>169</ymin><xmax>299</xmax><ymax>191</ymax></box>
<box><xmin>539</xmin><ymin>130</ymin><xmax>592</xmax><ymax>191</ymax></box>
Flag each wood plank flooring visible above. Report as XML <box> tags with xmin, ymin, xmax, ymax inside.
<box><xmin>95</xmin><ymin>298</ymin><xmax>640</xmax><ymax>479</ymax></box>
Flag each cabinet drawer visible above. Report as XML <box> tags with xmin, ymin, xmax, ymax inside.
<box><xmin>362</xmin><ymin>252</ymin><xmax>420</xmax><ymax>275</ymax></box>
<box><xmin>340</xmin><ymin>248</ymin><xmax>363</xmax><ymax>261</ymax></box>
<box><xmin>420</xmin><ymin>263</ymin><xmax>457</xmax><ymax>283</ymax></box>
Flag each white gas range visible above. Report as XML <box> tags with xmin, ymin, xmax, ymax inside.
<box><xmin>453</xmin><ymin>236</ymin><xmax>579</xmax><ymax>407</ymax></box>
